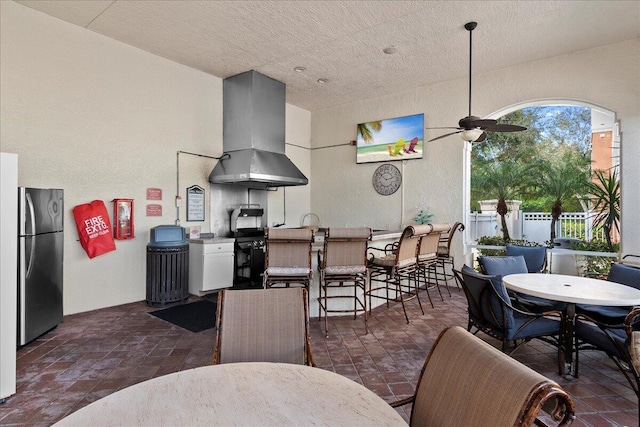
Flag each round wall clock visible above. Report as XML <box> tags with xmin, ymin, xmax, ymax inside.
<box><xmin>372</xmin><ymin>164</ymin><xmax>402</xmax><ymax>196</ymax></box>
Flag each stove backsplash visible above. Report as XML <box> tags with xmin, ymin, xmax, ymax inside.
<box><xmin>209</xmin><ymin>184</ymin><xmax>268</xmax><ymax>237</ymax></box>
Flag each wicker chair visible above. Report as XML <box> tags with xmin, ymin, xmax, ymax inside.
<box><xmin>391</xmin><ymin>325</ymin><xmax>575</xmax><ymax>427</ymax></box>
<box><xmin>263</xmin><ymin>227</ymin><xmax>314</xmax><ymax>290</ymax></box>
<box><xmin>434</xmin><ymin>221</ymin><xmax>464</xmax><ymax>291</ymax></box>
<box><xmin>317</xmin><ymin>227</ymin><xmax>371</xmax><ymax>338</ymax></box>
<box><xmin>415</xmin><ymin>223</ymin><xmax>450</xmax><ymax>307</ymax></box>
<box><xmin>453</xmin><ymin>266</ymin><xmax>562</xmax><ymax>355</ymax></box>
<box><xmin>367</xmin><ymin>225</ymin><xmax>424</xmax><ymax>324</ymax></box>
<box><xmin>213</xmin><ymin>288</ymin><xmax>315</xmax><ymax>366</ymax></box>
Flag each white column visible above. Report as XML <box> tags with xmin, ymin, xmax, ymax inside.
<box><xmin>0</xmin><ymin>152</ymin><xmax>18</xmax><ymax>401</ymax></box>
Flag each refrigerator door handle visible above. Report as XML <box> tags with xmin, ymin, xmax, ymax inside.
<box><xmin>25</xmin><ymin>192</ymin><xmax>36</xmax><ymax>278</ymax></box>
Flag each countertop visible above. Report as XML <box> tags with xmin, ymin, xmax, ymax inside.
<box><xmin>188</xmin><ymin>237</ymin><xmax>235</xmax><ymax>244</ymax></box>
<box><xmin>187</xmin><ymin>230</ymin><xmax>401</xmax><ymax>246</ymax></box>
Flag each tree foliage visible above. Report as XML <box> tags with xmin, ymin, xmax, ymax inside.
<box><xmin>532</xmin><ymin>148</ymin><xmax>592</xmax><ymax>241</ymax></box>
<box><xmin>357</xmin><ymin>121</ymin><xmax>382</xmax><ymax>143</ymax></box>
<box><xmin>588</xmin><ymin>167</ymin><xmax>620</xmax><ymax>251</ymax></box>
<box><xmin>471</xmin><ymin>105</ymin><xmax>597</xmax><ymax>243</ymax></box>
<box><xmin>471</xmin><ymin>105</ymin><xmax>592</xmax><ymax>215</ymax></box>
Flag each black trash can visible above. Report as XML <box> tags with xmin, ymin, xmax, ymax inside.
<box><xmin>146</xmin><ymin>225</ymin><xmax>189</xmax><ymax>306</ymax></box>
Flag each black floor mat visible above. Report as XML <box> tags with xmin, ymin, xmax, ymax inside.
<box><xmin>149</xmin><ymin>300</ymin><xmax>217</xmax><ymax>332</ymax></box>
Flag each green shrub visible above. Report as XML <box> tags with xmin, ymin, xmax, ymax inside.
<box><xmin>570</xmin><ymin>238</ymin><xmax>618</xmax><ymax>278</ymax></box>
<box><xmin>475</xmin><ymin>236</ymin><xmax>541</xmax><ymax>257</ymax></box>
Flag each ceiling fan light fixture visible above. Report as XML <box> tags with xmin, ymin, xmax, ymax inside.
<box><xmin>460</xmin><ymin>128</ymin><xmax>483</xmax><ymax>142</ymax></box>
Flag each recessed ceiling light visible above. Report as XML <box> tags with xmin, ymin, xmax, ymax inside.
<box><xmin>383</xmin><ymin>46</ymin><xmax>398</xmax><ymax>55</ymax></box>
<box><xmin>294</xmin><ymin>66</ymin><xmax>306</xmax><ymax>73</ymax></box>
<box><xmin>317</xmin><ymin>78</ymin><xmax>328</xmax><ymax>84</ymax></box>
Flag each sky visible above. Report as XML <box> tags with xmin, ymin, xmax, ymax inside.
<box><xmin>357</xmin><ymin>113</ymin><xmax>424</xmax><ymax>146</ymax></box>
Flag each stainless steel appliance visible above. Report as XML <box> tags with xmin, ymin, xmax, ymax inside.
<box><xmin>231</xmin><ymin>205</ymin><xmax>265</xmax><ymax>288</ymax></box>
<box><xmin>18</xmin><ymin>187</ymin><xmax>64</xmax><ymax>346</ymax></box>
<box><xmin>208</xmin><ymin>70</ymin><xmax>308</xmax><ymax>189</ymax></box>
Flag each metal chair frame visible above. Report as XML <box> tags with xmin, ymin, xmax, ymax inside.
<box><xmin>317</xmin><ymin>227</ymin><xmax>372</xmax><ymax>337</ymax></box>
<box><xmin>263</xmin><ymin>227</ymin><xmax>314</xmax><ymax>290</ymax></box>
<box><xmin>453</xmin><ymin>268</ymin><xmax>563</xmax><ymax>356</ymax></box>
<box><xmin>432</xmin><ymin>222</ymin><xmax>464</xmax><ymax>292</ymax></box>
<box><xmin>366</xmin><ymin>225</ymin><xmax>424</xmax><ymax>324</ymax></box>
<box><xmin>415</xmin><ymin>224</ymin><xmax>450</xmax><ymax>308</ymax></box>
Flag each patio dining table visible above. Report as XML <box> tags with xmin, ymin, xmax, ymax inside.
<box><xmin>52</xmin><ymin>362</ymin><xmax>407</xmax><ymax>426</ymax></box>
<box><xmin>503</xmin><ymin>273</ymin><xmax>640</xmax><ymax>378</ymax></box>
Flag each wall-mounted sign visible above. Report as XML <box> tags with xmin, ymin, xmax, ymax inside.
<box><xmin>186</xmin><ymin>185</ymin><xmax>205</xmax><ymax>222</ymax></box>
<box><xmin>146</xmin><ymin>188</ymin><xmax>162</xmax><ymax>200</ymax></box>
<box><xmin>146</xmin><ymin>204</ymin><xmax>162</xmax><ymax>217</ymax></box>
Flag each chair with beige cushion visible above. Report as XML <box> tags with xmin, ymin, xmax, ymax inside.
<box><xmin>263</xmin><ymin>227</ymin><xmax>314</xmax><ymax>290</ymax></box>
<box><xmin>213</xmin><ymin>287</ymin><xmax>315</xmax><ymax>366</ymax></box>
<box><xmin>318</xmin><ymin>227</ymin><xmax>372</xmax><ymax>338</ymax></box>
<box><xmin>366</xmin><ymin>225</ymin><xmax>425</xmax><ymax>324</ymax></box>
<box><xmin>416</xmin><ymin>223</ymin><xmax>451</xmax><ymax>307</ymax></box>
<box><xmin>391</xmin><ymin>325</ymin><xmax>575</xmax><ymax>427</ymax></box>
<box><xmin>434</xmin><ymin>221</ymin><xmax>464</xmax><ymax>291</ymax></box>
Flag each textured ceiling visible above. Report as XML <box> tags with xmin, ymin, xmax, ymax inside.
<box><xmin>15</xmin><ymin>0</ymin><xmax>640</xmax><ymax>111</ymax></box>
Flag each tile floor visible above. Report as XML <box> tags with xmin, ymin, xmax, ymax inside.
<box><xmin>1</xmin><ymin>285</ymin><xmax>637</xmax><ymax>426</ymax></box>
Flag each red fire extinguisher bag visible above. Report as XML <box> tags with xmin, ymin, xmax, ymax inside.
<box><xmin>72</xmin><ymin>200</ymin><xmax>116</xmax><ymax>259</ymax></box>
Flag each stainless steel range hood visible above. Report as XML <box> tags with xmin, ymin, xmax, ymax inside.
<box><xmin>209</xmin><ymin>70</ymin><xmax>308</xmax><ymax>189</ymax></box>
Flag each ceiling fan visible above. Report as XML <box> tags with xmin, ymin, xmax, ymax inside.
<box><xmin>427</xmin><ymin>22</ymin><xmax>526</xmax><ymax>143</ymax></box>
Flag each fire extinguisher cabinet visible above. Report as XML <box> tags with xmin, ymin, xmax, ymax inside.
<box><xmin>146</xmin><ymin>225</ymin><xmax>189</xmax><ymax>306</ymax></box>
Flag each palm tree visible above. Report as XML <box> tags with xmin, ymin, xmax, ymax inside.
<box><xmin>588</xmin><ymin>167</ymin><xmax>620</xmax><ymax>251</ymax></box>
<box><xmin>357</xmin><ymin>121</ymin><xmax>382</xmax><ymax>143</ymax></box>
<box><xmin>534</xmin><ymin>151</ymin><xmax>591</xmax><ymax>242</ymax></box>
<box><xmin>472</xmin><ymin>160</ymin><xmax>532</xmax><ymax>241</ymax></box>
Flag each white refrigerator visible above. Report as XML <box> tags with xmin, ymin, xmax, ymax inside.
<box><xmin>0</xmin><ymin>152</ymin><xmax>17</xmax><ymax>402</ymax></box>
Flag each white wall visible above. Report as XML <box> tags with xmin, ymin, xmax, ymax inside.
<box><xmin>267</xmin><ymin>104</ymin><xmax>312</xmax><ymax>228</ymax></box>
<box><xmin>3</xmin><ymin>1</ymin><xmax>638</xmax><ymax>315</ymax></box>
<box><xmin>310</xmin><ymin>39</ymin><xmax>640</xmax><ymax>265</ymax></box>
<box><xmin>0</xmin><ymin>2</ymin><xmax>312</xmax><ymax>314</ymax></box>
<box><xmin>1</xmin><ymin>2</ymin><xmax>218</xmax><ymax>314</ymax></box>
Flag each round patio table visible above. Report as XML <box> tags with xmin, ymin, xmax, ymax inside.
<box><xmin>53</xmin><ymin>362</ymin><xmax>408</xmax><ymax>426</ymax></box>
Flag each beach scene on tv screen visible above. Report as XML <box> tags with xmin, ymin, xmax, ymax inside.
<box><xmin>356</xmin><ymin>113</ymin><xmax>424</xmax><ymax>164</ymax></box>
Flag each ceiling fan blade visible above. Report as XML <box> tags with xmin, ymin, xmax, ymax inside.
<box><xmin>484</xmin><ymin>123</ymin><xmax>528</xmax><ymax>132</ymax></box>
<box><xmin>474</xmin><ymin>132</ymin><xmax>487</xmax><ymax>143</ymax></box>
<box><xmin>470</xmin><ymin>119</ymin><xmax>497</xmax><ymax>128</ymax></box>
<box><xmin>428</xmin><ymin>130</ymin><xmax>462</xmax><ymax>142</ymax></box>
<box><xmin>425</xmin><ymin>126</ymin><xmax>462</xmax><ymax>130</ymax></box>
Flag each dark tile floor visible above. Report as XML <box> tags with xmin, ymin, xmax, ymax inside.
<box><xmin>1</xmin><ymin>285</ymin><xmax>637</xmax><ymax>426</ymax></box>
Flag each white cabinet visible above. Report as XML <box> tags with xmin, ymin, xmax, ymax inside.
<box><xmin>189</xmin><ymin>240</ymin><xmax>234</xmax><ymax>295</ymax></box>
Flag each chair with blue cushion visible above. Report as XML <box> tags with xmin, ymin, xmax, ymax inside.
<box><xmin>574</xmin><ymin>305</ymin><xmax>640</xmax><ymax>418</ymax></box>
<box><xmin>505</xmin><ymin>244</ymin><xmax>547</xmax><ymax>273</ymax></box>
<box><xmin>478</xmin><ymin>255</ymin><xmax>565</xmax><ymax>312</ymax></box>
<box><xmin>574</xmin><ymin>264</ymin><xmax>640</xmax><ymax>416</ymax></box>
<box><xmin>576</xmin><ymin>262</ymin><xmax>640</xmax><ymax>323</ymax></box>
<box><xmin>453</xmin><ymin>265</ymin><xmax>562</xmax><ymax>355</ymax></box>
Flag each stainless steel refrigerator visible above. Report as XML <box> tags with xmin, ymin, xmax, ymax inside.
<box><xmin>18</xmin><ymin>187</ymin><xmax>64</xmax><ymax>346</ymax></box>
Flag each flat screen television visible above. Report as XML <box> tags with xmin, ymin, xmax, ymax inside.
<box><xmin>356</xmin><ymin>113</ymin><xmax>424</xmax><ymax>164</ymax></box>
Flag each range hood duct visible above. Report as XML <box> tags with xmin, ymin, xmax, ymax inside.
<box><xmin>209</xmin><ymin>70</ymin><xmax>308</xmax><ymax>189</ymax></box>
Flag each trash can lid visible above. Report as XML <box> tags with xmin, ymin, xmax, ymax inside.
<box><xmin>149</xmin><ymin>225</ymin><xmax>187</xmax><ymax>246</ymax></box>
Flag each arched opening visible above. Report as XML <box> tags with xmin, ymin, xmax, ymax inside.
<box><xmin>464</xmin><ymin>99</ymin><xmax>620</xmax><ymax>266</ymax></box>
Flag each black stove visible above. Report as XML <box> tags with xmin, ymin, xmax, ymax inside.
<box><xmin>230</xmin><ymin>206</ymin><xmax>265</xmax><ymax>288</ymax></box>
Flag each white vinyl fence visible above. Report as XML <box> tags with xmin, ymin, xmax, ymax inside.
<box><xmin>469</xmin><ymin>211</ymin><xmax>606</xmax><ymax>245</ymax></box>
